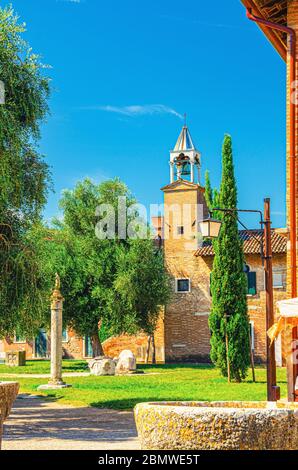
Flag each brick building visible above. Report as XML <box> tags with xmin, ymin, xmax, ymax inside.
<box><xmin>0</xmin><ymin>125</ymin><xmax>288</xmax><ymax>364</ymax></box>
<box><xmin>105</xmin><ymin>126</ymin><xmax>288</xmax><ymax>364</ymax></box>
<box><xmin>160</xmin><ymin>125</ymin><xmax>287</xmax><ymax>364</ymax></box>
<box><xmin>0</xmin><ymin>126</ymin><xmax>287</xmax><ymax>364</ymax></box>
<box><xmin>240</xmin><ymin>0</ymin><xmax>298</xmax><ymax>401</ymax></box>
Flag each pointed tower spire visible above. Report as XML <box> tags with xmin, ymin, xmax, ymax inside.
<box><xmin>169</xmin><ymin>123</ymin><xmax>201</xmax><ymax>184</ymax></box>
<box><xmin>174</xmin><ymin>125</ymin><xmax>195</xmax><ymax>153</ymax></box>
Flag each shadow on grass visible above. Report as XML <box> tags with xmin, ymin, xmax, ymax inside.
<box><xmin>90</xmin><ymin>395</ymin><xmax>247</xmax><ymax>410</ymax></box>
<box><xmin>138</xmin><ymin>363</ymin><xmax>215</xmax><ymax>371</ymax></box>
<box><xmin>62</xmin><ymin>361</ymin><xmax>88</xmax><ymax>372</ymax></box>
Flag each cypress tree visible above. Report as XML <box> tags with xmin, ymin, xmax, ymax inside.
<box><xmin>209</xmin><ymin>135</ymin><xmax>250</xmax><ymax>382</ymax></box>
<box><xmin>205</xmin><ymin>171</ymin><xmax>213</xmax><ymax>210</ymax></box>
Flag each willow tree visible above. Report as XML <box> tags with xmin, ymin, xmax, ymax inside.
<box><xmin>209</xmin><ymin>135</ymin><xmax>250</xmax><ymax>382</ymax></box>
<box><xmin>0</xmin><ymin>5</ymin><xmax>51</xmax><ymax>337</ymax></box>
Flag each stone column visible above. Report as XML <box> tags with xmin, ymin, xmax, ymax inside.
<box><xmin>49</xmin><ymin>274</ymin><xmax>64</xmax><ymax>385</ymax></box>
<box><xmin>38</xmin><ymin>274</ymin><xmax>71</xmax><ymax>390</ymax></box>
<box><xmin>190</xmin><ymin>162</ymin><xmax>194</xmax><ymax>183</ymax></box>
<box><xmin>170</xmin><ymin>162</ymin><xmax>175</xmax><ymax>183</ymax></box>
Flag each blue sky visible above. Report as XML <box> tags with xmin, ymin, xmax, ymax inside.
<box><xmin>9</xmin><ymin>0</ymin><xmax>286</xmax><ymax>228</ymax></box>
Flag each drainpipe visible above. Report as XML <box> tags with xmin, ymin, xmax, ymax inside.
<box><xmin>246</xmin><ymin>8</ymin><xmax>298</xmax><ymax>401</ymax></box>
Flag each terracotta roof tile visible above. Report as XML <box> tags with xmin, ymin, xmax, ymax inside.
<box><xmin>195</xmin><ymin>229</ymin><xmax>287</xmax><ymax>257</ymax></box>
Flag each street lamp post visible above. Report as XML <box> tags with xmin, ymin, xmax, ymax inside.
<box><xmin>199</xmin><ymin>198</ymin><xmax>280</xmax><ymax>401</ymax></box>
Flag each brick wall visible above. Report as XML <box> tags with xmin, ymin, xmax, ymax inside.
<box><xmin>62</xmin><ymin>330</ymin><xmax>84</xmax><ymax>359</ymax></box>
<box><xmin>102</xmin><ymin>313</ymin><xmax>165</xmax><ymax>363</ymax></box>
<box><xmin>1</xmin><ymin>337</ymin><xmax>35</xmax><ymax>359</ymax></box>
<box><xmin>246</xmin><ymin>254</ymin><xmax>288</xmax><ymax>363</ymax></box>
<box><xmin>1</xmin><ymin>329</ymin><xmax>85</xmax><ymax>360</ymax></box>
<box><xmin>162</xmin><ymin>181</ymin><xmax>211</xmax><ymax>361</ymax></box>
<box><xmin>161</xmin><ymin>177</ymin><xmax>287</xmax><ymax>364</ymax></box>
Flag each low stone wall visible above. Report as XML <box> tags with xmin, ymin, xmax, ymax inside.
<box><xmin>0</xmin><ymin>382</ymin><xmax>19</xmax><ymax>450</ymax></box>
<box><xmin>135</xmin><ymin>401</ymin><xmax>298</xmax><ymax>450</ymax></box>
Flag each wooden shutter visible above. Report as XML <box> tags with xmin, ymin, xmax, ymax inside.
<box><xmin>247</xmin><ymin>272</ymin><xmax>257</xmax><ymax>295</ymax></box>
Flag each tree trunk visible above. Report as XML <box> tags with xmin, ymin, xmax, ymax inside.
<box><xmin>91</xmin><ymin>333</ymin><xmax>104</xmax><ymax>358</ymax></box>
<box><xmin>225</xmin><ymin>314</ymin><xmax>231</xmax><ymax>383</ymax></box>
<box><xmin>145</xmin><ymin>335</ymin><xmax>151</xmax><ymax>364</ymax></box>
<box><xmin>151</xmin><ymin>335</ymin><xmax>156</xmax><ymax>364</ymax></box>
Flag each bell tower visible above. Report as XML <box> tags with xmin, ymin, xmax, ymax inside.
<box><xmin>169</xmin><ymin>125</ymin><xmax>201</xmax><ymax>184</ymax></box>
<box><xmin>161</xmin><ymin>123</ymin><xmax>210</xmax><ymax>363</ymax></box>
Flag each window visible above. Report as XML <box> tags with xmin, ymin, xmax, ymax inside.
<box><xmin>176</xmin><ymin>278</ymin><xmax>190</xmax><ymax>293</ymax></box>
<box><xmin>62</xmin><ymin>329</ymin><xmax>68</xmax><ymax>343</ymax></box>
<box><xmin>177</xmin><ymin>226</ymin><xmax>184</xmax><ymax>235</ymax></box>
<box><xmin>244</xmin><ymin>265</ymin><xmax>257</xmax><ymax>295</ymax></box>
<box><xmin>273</xmin><ymin>272</ymin><xmax>284</xmax><ymax>289</ymax></box>
<box><xmin>249</xmin><ymin>321</ymin><xmax>255</xmax><ymax>351</ymax></box>
<box><xmin>14</xmin><ymin>333</ymin><xmax>26</xmax><ymax>344</ymax></box>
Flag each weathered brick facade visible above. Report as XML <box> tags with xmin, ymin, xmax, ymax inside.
<box><xmin>102</xmin><ymin>313</ymin><xmax>165</xmax><ymax>363</ymax></box>
<box><xmin>160</xmin><ymin>179</ymin><xmax>288</xmax><ymax>364</ymax></box>
<box><xmin>0</xmin><ymin>119</ymin><xmax>289</xmax><ymax>365</ymax></box>
<box><xmin>0</xmin><ymin>329</ymin><xmax>85</xmax><ymax>361</ymax></box>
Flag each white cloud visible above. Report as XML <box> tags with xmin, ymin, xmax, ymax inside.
<box><xmin>57</xmin><ymin>0</ymin><xmax>81</xmax><ymax>4</ymax></box>
<box><xmin>82</xmin><ymin>104</ymin><xmax>183</xmax><ymax>120</ymax></box>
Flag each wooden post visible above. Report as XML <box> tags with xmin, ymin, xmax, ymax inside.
<box><xmin>264</xmin><ymin>198</ymin><xmax>280</xmax><ymax>401</ymax></box>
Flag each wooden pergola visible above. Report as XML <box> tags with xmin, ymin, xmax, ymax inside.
<box><xmin>240</xmin><ymin>0</ymin><xmax>298</xmax><ymax>401</ymax></box>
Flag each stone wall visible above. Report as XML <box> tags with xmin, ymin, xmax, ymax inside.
<box><xmin>62</xmin><ymin>330</ymin><xmax>84</xmax><ymax>359</ymax></box>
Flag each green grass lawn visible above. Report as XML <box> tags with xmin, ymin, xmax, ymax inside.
<box><xmin>0</xmin><ymin>359</ymin><xmax>88</xmax><ymax>374</ymax></box>
<box><xmin>0</xmin><ymin>361</ymin><xmax>288</xmax><ymax>410</ymax></box>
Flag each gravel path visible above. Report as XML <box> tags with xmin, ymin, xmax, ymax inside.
<box><xmin>2</xmin><ymin>395</ymin><xmax>140</xmax><ymax>450</ymax></box>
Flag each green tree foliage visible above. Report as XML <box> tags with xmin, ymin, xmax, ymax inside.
<box><xmin>209</xmin><ymin>135</ymin><xmax>250</xmax><ymax>382</ymax></box>
<box><xmin>204</xmin><ymin>171</ymin><xmax>220</xmax><ymax>218</ymax></box>
<box><xmin>34</xmin><ymin>178</ymin><xmax>171</xmax><ymax>357</ymax></box>
<box><xmin>0</xmin><ymin>5</ymin><xmax>51</xmax><ymax>337</ymax></box>
<box><xmin>204</xmin><ymin>171</ymin><xmax>213</xmax><ymax>210</ymax></box>
<box><xmin>112</xmin><ymin>238</ymin><xmax>171</xmax><ymax>336</ymax></box>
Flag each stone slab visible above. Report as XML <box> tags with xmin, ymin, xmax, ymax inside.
<box><xmin>37</xmin><ymin>384</ymin><xmax>72</xmax><ymax>390</ymax></box>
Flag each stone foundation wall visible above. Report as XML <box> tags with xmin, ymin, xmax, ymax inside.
<box><xmin>135</xmin><ymin>401</ymin><xmax>298</xmax><ymax>450</ymax></box>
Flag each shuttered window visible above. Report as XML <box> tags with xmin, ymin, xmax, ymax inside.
<box><xmin>247</xmin><ymin>272</ymin><xmax>257</xmax><ymax>296</ymax></box>
<box><xmin>209</xmin><ymin>271</ymin><xmax>257</xmax><ymax>296</ymax></box>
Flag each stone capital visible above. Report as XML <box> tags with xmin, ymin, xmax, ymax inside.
<box><xmin>50</xmin><ymin>273</ymin><xmax>64</xmax><ymax>305</ymax></box>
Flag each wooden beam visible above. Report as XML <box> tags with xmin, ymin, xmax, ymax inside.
<box><xmin>241</xmin><ymin>0</ymin><xmax>287</xmax><ymax>61</ymax></box>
